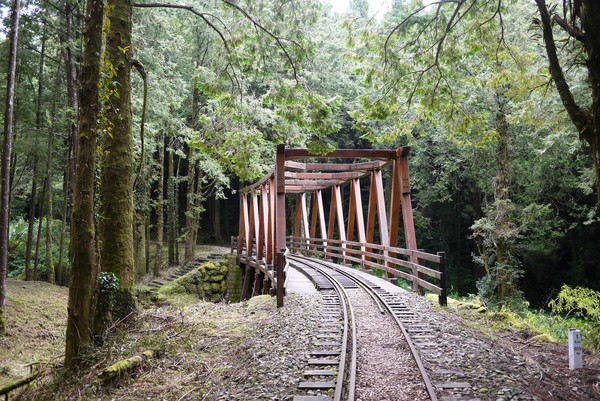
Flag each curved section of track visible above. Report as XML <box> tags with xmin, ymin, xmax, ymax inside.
<box><xmin>290</xmin><ymin>254</ymin><xmax>438</xmax><ymax>401</ymax></box>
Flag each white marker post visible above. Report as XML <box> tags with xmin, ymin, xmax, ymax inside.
<box><xmin>568</xmin><ymin>328</ymin><xmax>583</xmax><ymax>370</ymax></box>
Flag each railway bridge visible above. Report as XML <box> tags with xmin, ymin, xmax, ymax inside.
<box><xmin>231</xmin><ymin>144</ymin><xmax>447</xmax><ymax>308</ymax></box>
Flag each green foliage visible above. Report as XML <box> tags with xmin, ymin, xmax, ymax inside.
<box><xmin>549</xmin><ymin>285</ymin><xmax>600</xmax><ymax>322</ymax></box>
<box><xmin>7</xmin><ymin>218</ymin><xmax>70</xmax><ymax>281</ymax></box>
<box><xmin>522</xmin><ymin>309</ymin><xmax>600</xmax><ymax>352</ymax></box>
<box><xmin>96</xmin><ymin>272</ymin><xmax>120</xmax><ymax>315</ymax></box>
<box><xmin>474</xmin><ymin>262</ymin><xmax>526</xmax><ymax>312</ymax></box>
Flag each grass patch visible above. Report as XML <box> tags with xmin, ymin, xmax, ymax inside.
<box><xmin>436</xmin><ymin>293</ymin><xmax>600</xmax><ymax>351</ymax></box>
<box><xmin>0</xmin><ymin>279</ymin><xmax>68</xmax><ymax>387</ymax></box>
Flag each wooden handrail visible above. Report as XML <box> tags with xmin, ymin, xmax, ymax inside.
<box><xmin>285</xmin><ymin>236</ymin><xmax>447</xmax><ymax>306</ymax></box>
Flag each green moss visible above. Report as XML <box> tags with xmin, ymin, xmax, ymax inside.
<box><xmin>210</xmin><ymin>275</ymin><xmax>225</xmax><ymax>283</ymax></box>
<box><xmin>530</xmin><ymin>333</ymin><xmax>557</xmax><ymax>343</ymax></box>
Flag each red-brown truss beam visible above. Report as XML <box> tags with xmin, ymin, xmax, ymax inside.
<box><xmin>237</xmin><ymin>145</ymin><xmax>420</xmax><ymax>306</ymax></box>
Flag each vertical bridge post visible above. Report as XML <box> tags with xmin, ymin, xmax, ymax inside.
<box><xmin>275</xmin><ymin>144</ymin><xmax>286</xmax><ymax>307</ymax></box>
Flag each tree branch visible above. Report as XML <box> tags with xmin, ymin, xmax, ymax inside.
<box><xmin>221</xmin><ymin>0</ymin><xmax>302</xmax><ymax>84</ymax></box>
<box><xmin>534</xmin><ymin>0</ymin><xmax>591</xmax><ymax>139</ymax></box>
<box><xmin>553</xmin><ymin>14</ymin><xmax>585</xmax><ymax>44</ymax></box>
<box><xmin>132</xmin><ymin>3</ymin><xmax>230</xmax><ymax>53</ymax></box>
<box><xmin>384</xmin><ymin>0</ymin><xmax>461</xmax><ymax>68</ymax></box>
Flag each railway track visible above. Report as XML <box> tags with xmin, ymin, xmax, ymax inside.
<box><xmin>290</xmin><ymin>254</ymin><xmax>438</xmax><ymax>401</ymax></box>
<box><xmin>292</xmin><ymin>257</ymin><xmax>357</xmax><ymax>401</ymax></box>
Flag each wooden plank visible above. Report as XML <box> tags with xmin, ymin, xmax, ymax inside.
<box><xmin>237</xmin><ymin>195</ymin><xmax>245</xmax><ymax>255</ymax></box>
<box><xmin>334</xmin><ymin>185</ymin><xmax>346</xmax><ymax>260</ymax></box>
<box><xmin>285</xmin><ymin>178</ymin><xmax>346</xmax><ymax>187</ymax></box>
<box><xmin>316</xmin><ymin>189</ymin><xmax>327</xmax><ymax>250</ymax></box>
<box><xmin>301</xmin><ymin>193</ymin><xmax>310</xmax><ymax>251</ymax></box>
<box><xmin>310</xmin><ymin>191</ymin><xmax>318</xmax><ymax>256</ymax></box>
<box><xmin>267</xmin><ymin>177</ymin><xmax>275</xmax><ymax>265</ymax></box>
<box><xmin>388</xmin><ymin>159</ymin><xmax>401</xmax><ymax>276</ymax></box>
<box><xmin>399</xmin><ymin>152</ymin><xmax>419</xmax><ymax>292</ymax></box>
<box><xmin>252</xmin><ymin>192</ymin><xmax>261</xmax><ymax>260</ymax></box>
<box><xmin>327</xmin><ymin>186</ymin><xmax>337</xmax><ymax>257</ymax></box>
<box><xmin>294</xmin><ymin>193</ymin><xmax>302</xmax><ymax>240</ymax></box>
<box><xmin>365</xmin><ymin>171</ymin><xmax>378</xmax><ymax>265</ymax></box>
<box><xmin>243</xmin><ymin>193</ymin><xmax>252</xmax><ymax>258</ymax></box>
<box><xmin>373</xmin><ymin>169</ymin><xmax>389</xmax><ymax>247</ymax></box>
<box><xmin>286</xmin><ymin>159</ymin><xmax>388</xmax><ymax>172</ymax></box>
<box><xmin>285</xmin><ymin>148</ymin><xmax>397</xmax><ymax>159</ymax></box>
<box><xmin>240</xmin><ymin>168</ymin><xmax>275</xmax><ymax>193</ymax></box>
<box><xmin>285</xmin><ymin>171</ymin><xmax>367</xmax><ymax>180</ymax></box>
<box><xmin>351</xmin><ymin>179</ymin><xmax>366</xmax><ymax>262</ymax></box>
<box><xmin>259</xmin><ymin>184</ymin><xmax>268</xmax><ymax>262</ymax></box>
<box><xmin>275</xmin><ymin>144</ymin><xmax>286</xmax><ymax>307</ymax></box>
<box><xmin>298</xmin><ymin>381</ymin><xmax>336</xmax><ymax>389</ymax></box>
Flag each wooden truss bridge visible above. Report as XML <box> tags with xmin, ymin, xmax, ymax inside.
<box><xmin>232</xmin><ymin>145</ymin><xmax>447</xmax><ymax>307</ymax></box>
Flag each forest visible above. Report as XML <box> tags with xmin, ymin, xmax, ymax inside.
<box><xmin>0</xmin><ymin>0</ymin><xmax>599</xmax><ymax>379</ymax></box>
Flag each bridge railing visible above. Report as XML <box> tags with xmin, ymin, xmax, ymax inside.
<box><xmin>287</xmin><ymin>236</ymin><xmax>447</xmax><ymax>306</ymax></box>
<box><xmin>231</xmin><ymin>236</ymin><xmax>289</xmax><ymax>306</ymax></box>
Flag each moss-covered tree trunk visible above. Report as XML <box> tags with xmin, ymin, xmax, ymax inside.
<box><xmin>24</xmin><ymin>163</ymin><xmax>38</xmax><ymax>281</ymax></box>
<box><xmin>167</xmin><ymin>137</ymin><xmax>176</xmax><ymax>265</ymax></box>
<box><xmin>185</xmin><ymin>85</ymin><xmax>199</xmax><ymax>262</ymax></box>
<box><xmin>494</xmin><ymin>87</ymin><xmax>511</xmax><ymax>306</ymax></box>
<box><xmin>45</xmin><ymin>70</ymin><xmax>59</xmax><ymax>285</ymax></box>
<box><xmin>57</xmin><ymin>168</ymin><xmax>69</xmax><ymax>285</ymax></box>
<box><xmin>33</xmin><ymin>192</ymin><xmax>44</xmax><ymax>280</ymax></box>
<box><xmin>535</xmin><ymin>0</ymin><xmax>600</xmax><ymax>206</ymax></box>
<box><xmin>64</xmin><ymin>0</ymin><xmax>103</xmax><ymax>367</ymax></box>
<box><xmin>213</xmin><ymin>196</ymin><xmax>222</xmax><ymax>243</ymax></box>
<box><xmin>98</xmin><ymin>0</ymin><xmax>136</xmax><ymax>324</ymax></box>
<box><xmin>0</xmin><ymin>0</ymin><xmax>21</xmax><ymax>335</ymax></box>
<box><xmin>134</xmin><ymin>169</ymin><xmax>148</xmax><ymax>279</ymax></box>
<box><xmin>154</xmin><ymin>131</ymin><xmax>164</xmax><ymax>276</ymax></box>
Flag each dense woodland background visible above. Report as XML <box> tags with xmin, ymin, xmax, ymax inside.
<box><xmin>0</xmin><ymin>0</ymin><xmax>599</xmax><ymax>364</ymax></box>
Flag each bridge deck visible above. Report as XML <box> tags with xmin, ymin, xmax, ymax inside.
<box><xmin>287</xmin><ymin>257</ymin><xmax>407</xmax><ymax>296</ymax></box>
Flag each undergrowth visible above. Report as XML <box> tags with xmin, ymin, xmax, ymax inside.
<box><xmin>439</xmin><ymin>286</ymin><xmax>600</xmax><ymax>352</ymax></box>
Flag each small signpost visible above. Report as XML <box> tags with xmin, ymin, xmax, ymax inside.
<box><xmin>568</xmin><ymin>328</ymin><xmax>583</xmax><ymax>369</ymax></box>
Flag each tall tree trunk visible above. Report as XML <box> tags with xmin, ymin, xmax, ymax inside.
<box><xmin>34</xmin><ymin>186</ymin><xmax>45</xmax><ymax>281</ymax></box>
<box><xmin>133</xmin><ymin>169</ymin><xmax>148</xmax><ymax>279</ymax></box>
<box><xmin>154</xmin><ymin>131</ymin><xmax>164</xmax><ymax>276</ymax></box>
<box><xmin>535</xmin><ymin>0</ymin><xmax>600</xmax><ymax>206</ymax></box>
<box><xmin>25</xmin><ymin>31</ymin><xmax>45</xmax><ymax>283</ymax></box>
<box><xmin>24</xmin><ymin>164</ymin><xmax>38</xmax><ymax>281</ymax></box>
<box><xmin>213</xmin><ymin>196</ymin><xmax>222</xmax><ymax>243</ymax></box>
<box><xmin>45</xmin><ymin>70</ymin><xmax>60</xmax><ymax>285</ymax></box>
<box><xmin>98</xmin><ymin>0</ymin><xmax>135</xmax><ymax>328</ymax></box>
<box><xmin>193</xmin><ymin>168</ymin><xmax>202</xmax><ymax>247</ymax></box>
<box><xmin>0</xmin><ymin>0</ymin><xmax>22</xmax><ymax>335</ymax></box>
<box><xmin>185</xmin><ymin>86</ymin><xmax>200</xmax><ymax>261</ymax></box>
<box><xmin>185</xmin><ymin>150</ymin><xmax>196</xmax><ymax>261</ymax></box>
<box><xmin>494</xmin><ymin>86</ymin><xmax>511</xmax><ymax>306</ymax></box>
<box><xmin>64</xmin><ymin>0</ymin><xmax>79</xmax><ymax>234</ymax></box>
<box><xmin>174</xmin><ymin>156</ymin><xmax>181</xmax><ymax>265</ymax></box>
<box><xmin>65</xmin><ymin>0</ymin><xmax>104</xmax><ymax>367</ymax></box>
<box><xmin>167</xmin><ymin>137</ymin><xmax>176</xmax><ymax>266</ymax></box>
<box><xmin>57</xmin><ymin>168</ymin><xmax>69</xmax><ymax>285</ymax></box>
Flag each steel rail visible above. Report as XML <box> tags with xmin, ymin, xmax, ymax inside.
<box><xmin>291</xmin><ymin>254</ymin><xmax>439</xmax><ymax>401</ymax></box>
<box><xmin>290</xmin><ymin>257</ymin><xmax>357</xmax><ymax>401</ymax></box>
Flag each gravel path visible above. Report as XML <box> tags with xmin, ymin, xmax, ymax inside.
<box><xmin>348</xmin><ymin>289</ymin><xmax>428</xmax><ymax>401</ymax></box>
